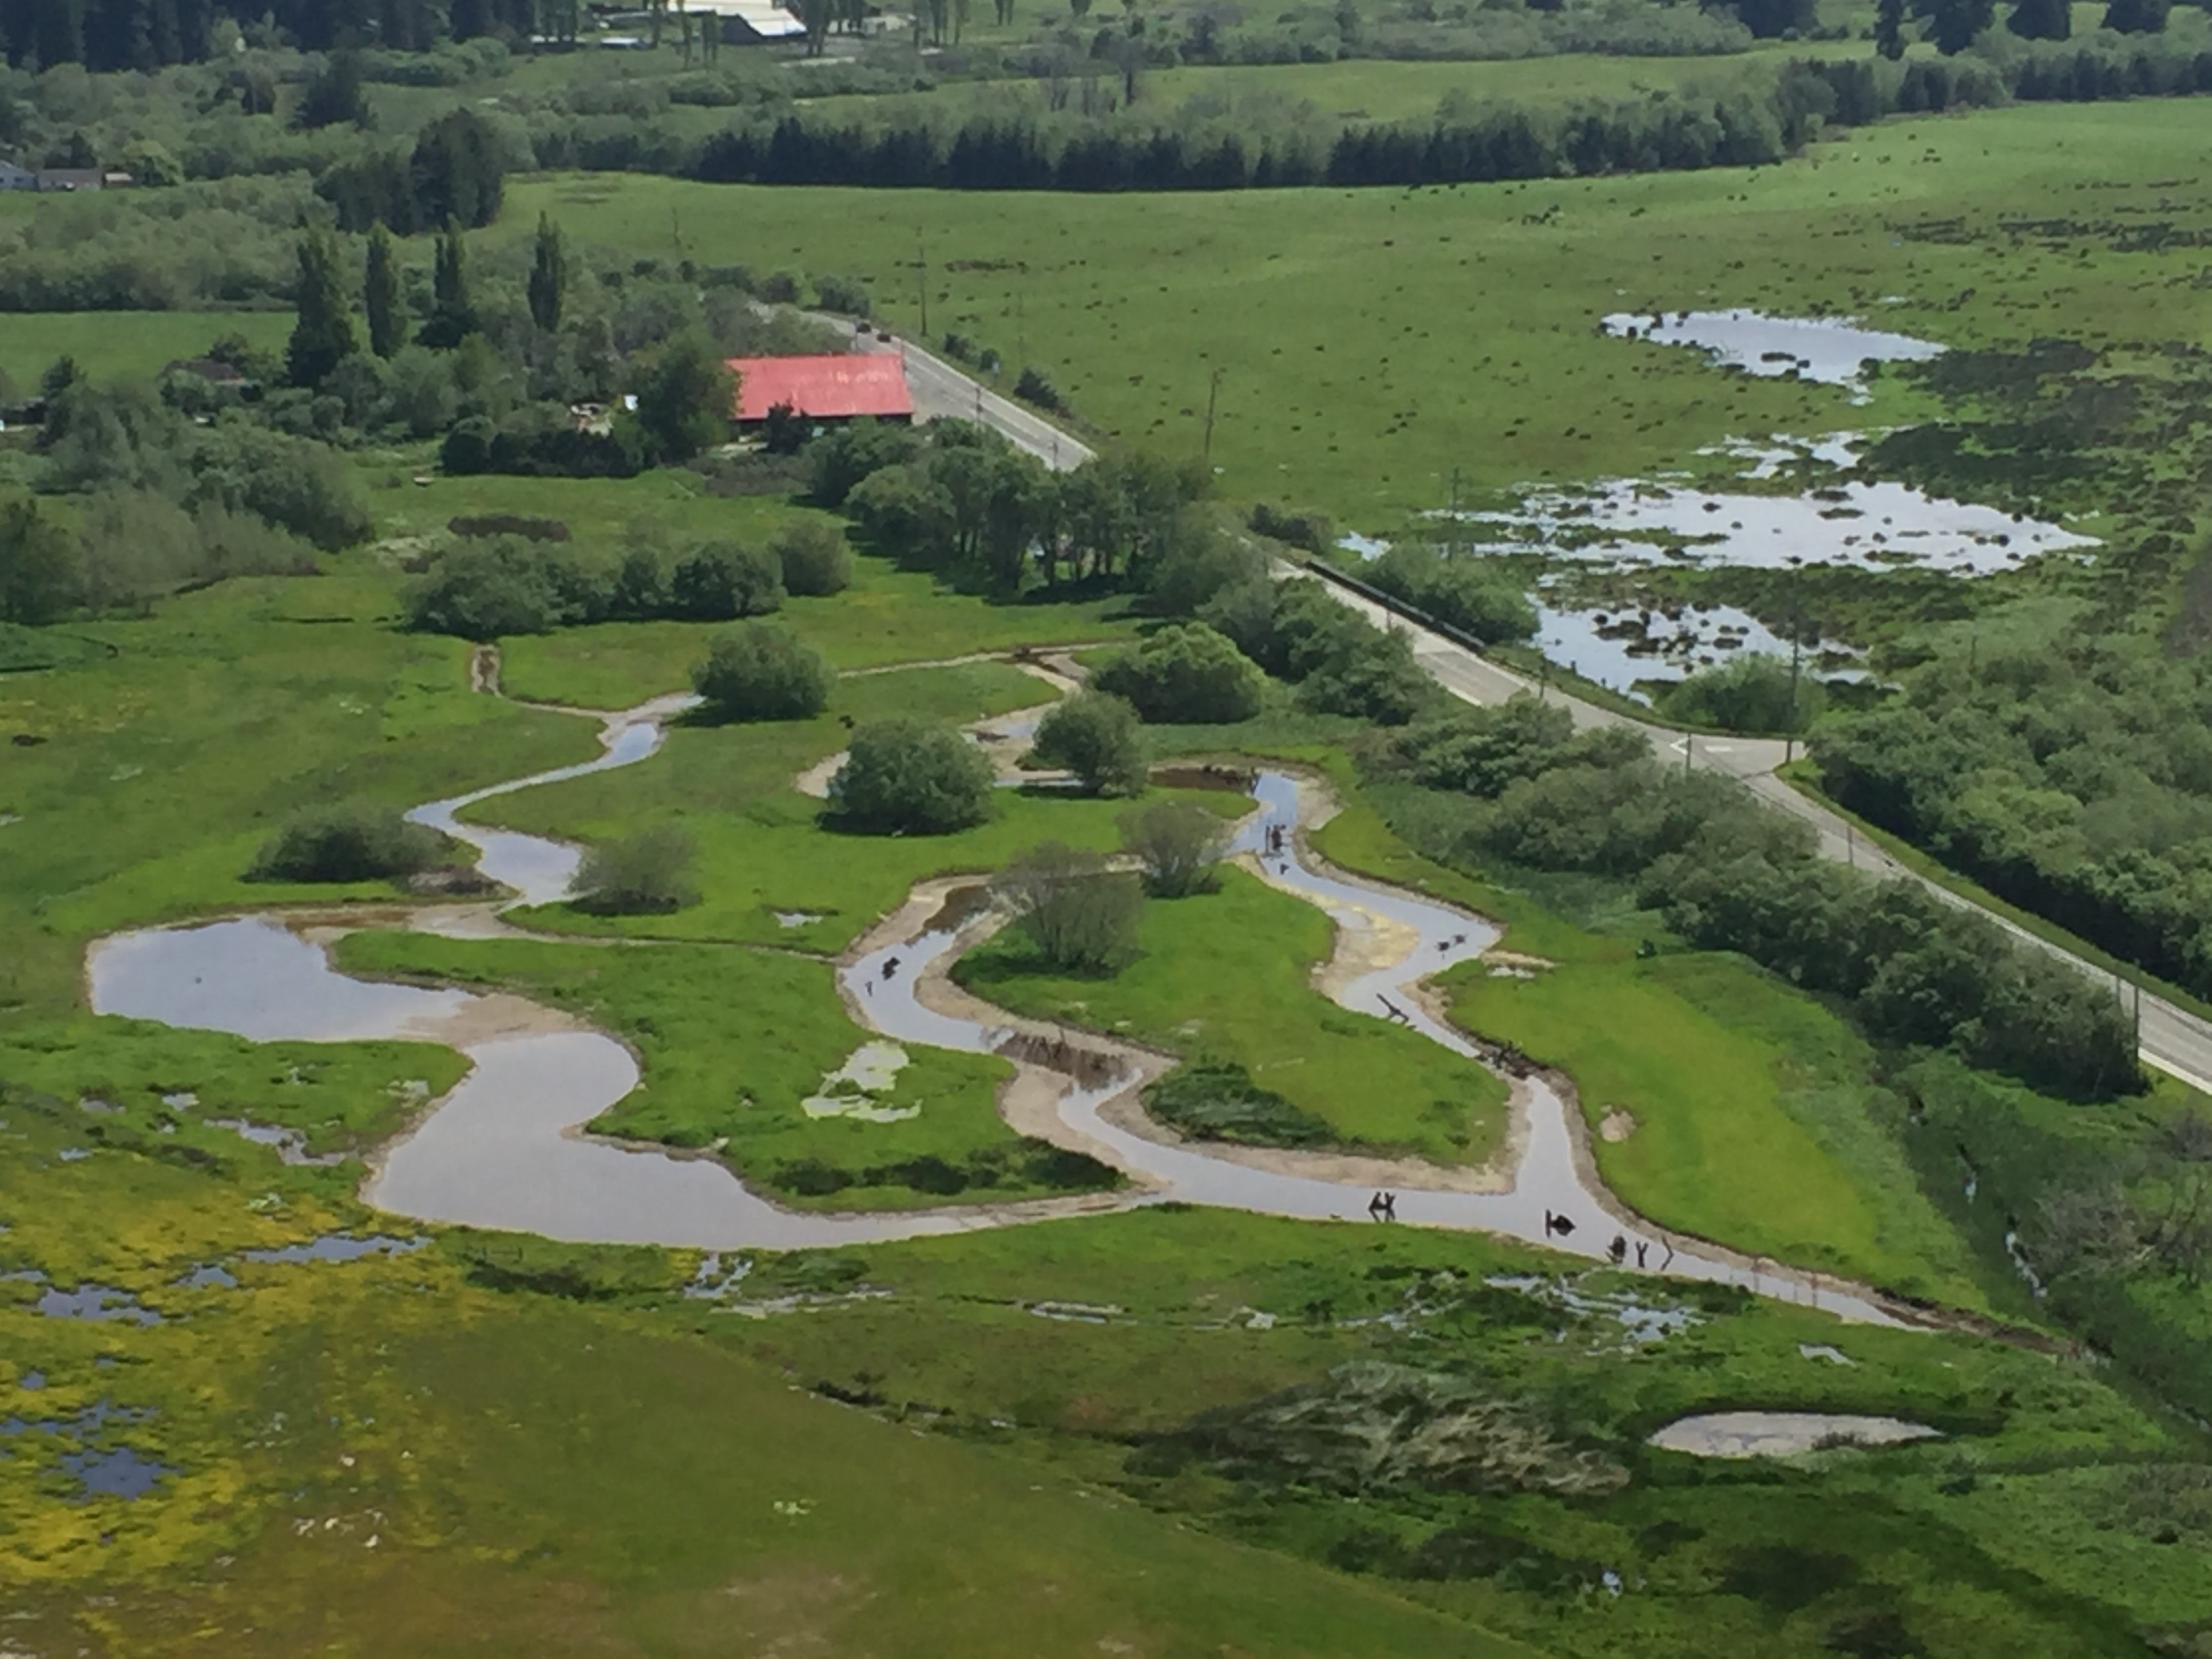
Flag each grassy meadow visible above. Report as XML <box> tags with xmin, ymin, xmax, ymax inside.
<box><xmin>0</xmin><ymin>310</ymin><xmax>290</xmax><ymax>390</ymax></box>
<box><xmin>506</xmin><ymin>98</ymin><xmax>2212</xmax><ymax>527</ymax></box>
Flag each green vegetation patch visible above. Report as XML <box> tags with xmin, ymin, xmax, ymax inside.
<box><xmin>962</xmin><ymin>865</ymin><xmax>1511</xmax><ymax>1166</ymax></box>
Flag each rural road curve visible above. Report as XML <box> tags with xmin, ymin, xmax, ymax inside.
<box><xmin>865</xmin><ymin>336</ymin><xmax>2212</xmax><ymax>1097</ymax></box>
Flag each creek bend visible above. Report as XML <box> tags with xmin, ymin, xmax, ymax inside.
<box><xmin>87</xmin><ymin>694</ymin><xmax>1908</xmax><ymax>1324</ymax></box>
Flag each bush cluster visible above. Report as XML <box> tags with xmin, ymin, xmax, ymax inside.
<box><xmin>248</xmin><ymin>806</ymin><xmax>440</xmax><ymax>884</ymax></box>
<box><xmin>1376</xmin><ymin>695</ymin><xmax>2142</xmax><ymax>1100</ymax></box>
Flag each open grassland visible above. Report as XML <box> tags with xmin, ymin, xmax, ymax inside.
<box><xmin>509</xmin><ymin>99</ymin><xmax>2212</xmax><ymax>524</ymax></box>
<box><xmin>1444</xmin><ymin>949</ymin><xmax>1994</xmax><ymax>1308</ymax></box>
<box><xmin>960</xmin><ymin>862</ymin><xmax>1514</xmax><ymax>1165</ymax></box>
<box><xmin>0</xmin><ymin>309</ymin><xmax>289</xmax><ymax>389</ymax></box>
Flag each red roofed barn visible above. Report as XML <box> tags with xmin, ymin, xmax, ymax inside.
<box><xmin>728</xmin><ymin>354</ymin><xmax>914</xmax><ymax>428</ymax></box>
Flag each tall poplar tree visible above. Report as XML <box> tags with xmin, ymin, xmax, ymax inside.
<box><xmin>286</xmin><ymin>226</ymin><xmax>357</xmax><ymax>389</ymax></box>
<box><xmin>420</xmin><ymin>224</ymin><xmax>478</xmax><ymax>350</ymax></box>
<box><xmin>364</xmin><ymin>224</ymin><xmax>405</xmax><ymax>359</ymax></box>
<box><xmin>527</xmin><ymin>212</ymin><xmax>565</xmax><ymax>335</ymax></box>
<box><xmin>1875</xmin><ymin>0</ymin><xmax>1906</xmax><ymax>57</ymax></box>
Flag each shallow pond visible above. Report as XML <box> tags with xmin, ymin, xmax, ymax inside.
<box><xmin>1599</xmin><ymin>308</ymin><xmax>1944</xmax><ymax>393</ymax></box>
<box><xmin>1647</xmin><ymin>1411</ymin><xmax>1940</xmax><ymax>1458</ymax></box>
<box><xmin>1533</xmin><ymin>603</ymin><xmax>1862</xmax><ymax>701</ymax></box>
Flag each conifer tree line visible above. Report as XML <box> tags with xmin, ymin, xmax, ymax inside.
<box><xmin>689</xmin><ymin>40</ymin><xmax>2212</xmax><ymax>194</ymax></box>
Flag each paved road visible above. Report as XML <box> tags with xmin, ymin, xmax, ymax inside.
<box><xmin>841</xmin><ymin>331</ymin><xmax>2212</xmax><ymax>1094</ymax></box>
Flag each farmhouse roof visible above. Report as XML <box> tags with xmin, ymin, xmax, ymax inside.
<box><xmin>729</xmin><ymin>353</ymin><xmax>913</xmax><ymax>422</ymax></box>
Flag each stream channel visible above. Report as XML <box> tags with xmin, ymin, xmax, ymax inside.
<box><xmin>85</xmin><ymin>695</ymin><xmax>1907</xmax><ymax>1326</ymax></box>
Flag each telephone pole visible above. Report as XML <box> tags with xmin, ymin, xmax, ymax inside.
<box><xmin>1202</xmin><ymin>367</ymin><xmax>1225</xmax><ymax>463</ymax></box>
<box><xmin>916</xmin><ymin>231</ymin><xmax>928</xmax><ymax>340</ymax></box>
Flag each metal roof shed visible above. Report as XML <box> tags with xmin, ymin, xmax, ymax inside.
<box><xmin>729</xmin><ymin>354</ymin><xmax>914</xmax><ymax>424</ymax></box>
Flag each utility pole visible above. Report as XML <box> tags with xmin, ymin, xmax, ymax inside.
<box><xmin>1446</xmin><ymin>467</ymin><xmax>1463</xmax><ymax>560</ymax></box>
<box><xmin>1683</xmin><ymin>733</ymin><xmax>1693</xmax><ymax>777</ymax></box>
<box><xmin>1202</xmin><ymin>366</ymin><xmax>1225</xmax><ymax>464</ymax></box>
<box><xmin>1846</xmin><ymin>821</ymin><xmax>1856</xmax><ymax>869</ymax></box>
<box><xmin>917</xmin><ymin>230</ymin><xmax>928</xmax><ymax>341</ymax></box>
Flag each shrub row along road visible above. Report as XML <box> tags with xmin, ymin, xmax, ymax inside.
<box><xmin>909</xmin><ymin>347</ymin><xmax>2212</xmax><ymax>1095</ymax></box>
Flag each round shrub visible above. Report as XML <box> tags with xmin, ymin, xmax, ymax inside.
<box><xmin>691</xmin><ymin>623</ymin><xmax>833</xmax><ymax>722</ymax></box>
<box><xmin>572</xmin><ymin>825</ymin><xmax>698</xmax><ymax>915</ymax></box>
<box><xmin>771</xmin><ymin>520</ymin><xmax>854</xmax><ymax>597</ymax></box>
<box><xmin>828</xmin><ymin>719</ymin><xmax>996</xmax><ymax>835</ymax></box>
<box><xmin>670</xmin><ymin>538</ymin><xmax>784</xmax><ymax>620</ymax></box>
<box><xmin>1031</xmin><ymin>691</ymin><xmax>1148</xmax><ymax>796</ymax></box>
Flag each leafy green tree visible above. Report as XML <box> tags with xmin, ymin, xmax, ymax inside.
<box><xmin>630</xmin><ymin>331</ymin><xmax>736</xmax><ymax>464</ymax></box>
<box><xmin>691</xmin><ymin>623</ymin><xmax>832</xmax><ymax>722</ymax></box>
<box><xmin>1875</xmin><ymin>0</ymin><xmax>1906</xmax><ymax>56</ymax></box>
<box><xmin>285</xmin><ymin>227</ymin><xmax>357</xmax><ymax>390</ymax></box>
<box><xmin>573</xmin><ymin>826</ymin><xmax>699</xmax><ymax>914</ymax></box>
<box><xmin>1092</xmin><ymin>622</ymin><xmax>1267</xmax><ymax>723</ymax></box>
<box><xmin>1120</xmin><ymin>798</ymin><xmax>1231</xmax><ymax>897</ymax></box>
<box><xmin>846</xmin><ymin>463</ymin><xmax>956</xmax><ymax>565</ymax></box>
<box><xmin>2007</xmin><ymin>0</ymin><xmax>2069</xmax><ymax>37</ymax></box>
<box><xmin>808</xmin><ymin>419</ymin><xmax>922</xmax><ymax>507</ymax></box>
<box><xmin>0</xmin><ymin>495</ymin><xmax>79</xmax><ymax>626</ymax></box>
<box><xmin>528</xmin><ymin>212</ymin><xmax>567</xmax><ymax>335</ymax></box>
<box><xmin>1031</xmin><ymin>691</ymin><xmax>1149</xmax><ymax>796</ymax></box>
<box><xmin>992</xmin><ymin>842</ymin><xmax>1145</xmax><ymax>974</ymax></box>
<box><xmin>39</xmin><ymin>356</ymin><xmax>81</xmax><ymax>403</ymax></box>
<box><xmin>670</xmin><ymin>539</ymin><xmax>783</xmax><ymax>619</ymax></box>
<box><xmin>771</xmin><ymin>520</ymin><xmax>853</xmax><ymax>596</ymax></box>
<box><xmin>829</xmin><ymin>719</ymin><xmax>996</xmax><ymax>834</ymax></box>
<box><xmin>364</xmin><ymin>225</ymin><xmax>406</xmax><ymax>359</ymax></box>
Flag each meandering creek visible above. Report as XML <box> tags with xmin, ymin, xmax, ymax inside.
<box><xmin>87</xmin><ymin>695</ymin><xmax>1910</xmax><ymax>1325</ymax></box>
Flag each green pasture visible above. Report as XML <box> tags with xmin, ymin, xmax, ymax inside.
<box><xmin>961</xmin><ymin>862</ymin><xmax>1513</xmax><ymax>1165</ymax></box>
<box><xmin>361</xmin><ymin>460</ymin><xmax>833</xmax><ymax>553</ymax></box>
<box><xmin>496</xmin><ymin>567</ymin><xmax>1140</xmax><ymax>705</ymax></box>
<box><xmin>1446</xmin><ymin>949</ymin><xmax>1993</xmax><ymax>1308</ymax></box>
<box><xmin>800</xmin><ymin>42</ymin><xmax>1872</xmax><ymax>127</ymax></box>
<box><xmin>508</xmin><ymin>99</ymin><xmax>2212</xmax><ymax>525</ymax></box>
<box><xmin>0</xmin><ymin>309</ymin><xmax>287</xmax><ymax>390</ymax></box>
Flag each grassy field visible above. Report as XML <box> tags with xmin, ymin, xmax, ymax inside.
<box><xmin>961</xmin><ymin>863</ymin><xmax>1515</xmax><ymax>1165</ymax></box>
<box><xmin>1444</xmin><ymin>950</ymin><xmax>1993</xmax><ymax>1307</ymax></box>
<box><xmin>504</xmin><ymin>99</ymin><xmax>2212</xmax><ymax>525</ymax></box>
<box><xmin>0</xmin><ymin>309</ymin><xmax>289</xmax><ymax>389</ymax></box>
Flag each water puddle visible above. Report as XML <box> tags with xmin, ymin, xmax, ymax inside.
<box><xmin>1799</xmin><ymin>1343</ymin><xmax>1854</xmax><ymax>1365</ymax></box>
<box><xmin>1647</xmin><ymin>1411</ymin><xmax>1940</xmax><ymax>1458</ymax></box>
<box><xmin>1485</xmin><ymin>1273</ymin><xmax>1700</xmax><ymax>1344</ymax></box>
<box><xmin>1599</xmin><ymin>308</ymin><xmax>1944</xmax><ymax>394</ymax></box>
<box><xmin>177</xmin><ymin>1265</ymin><xmax>237</xmax><ymax>1290</ymax></box>
<box><xmin>801</xmin><ymin>1042</ymin><xmax>919</xmax><ymax>1122</ymax></box>
<box><xmin>241</xmin><ymin>1233</ymin><xmax>424</xmax><ymax>1265</ymax></box>
<box><xmin>37</xmin><ymin>1286</ymin><xmax>161</xmax><ymax>1325</ymax></box>
<box><xmin>207</xmin><ymin>1119</ymin><xmax>348</xmax><ymax>1168</ymax></box>
<box><xmin>3</xmin><ymin>1399</ymin><xmax>171</xmax><ymax>1499</ymax></box>
<box><xmin>775</xmin><ymin>910</ymin><xmax>825</xmax><ymax>929</ymax></box>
